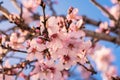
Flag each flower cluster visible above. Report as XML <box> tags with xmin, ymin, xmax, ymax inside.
<box><xmin>25</xmin><ymin>14</ymin><xmax>92</xmax><ymax>79</ymax></box>
<box><xmin>0</xmin><ymin>0</ymin><xmax>119</xmax><ymax>80</ymax></box>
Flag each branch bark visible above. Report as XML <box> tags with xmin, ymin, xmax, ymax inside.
<box><xmin>0</xmin><ymin>5</ymin><xmax>10</xmax><ymax>19</ymax></box>
<box><xmin>90</xmin><ymin>0</ymin><xmax>117</xmax><ymax>21</ymax></box>
<box><xmin>84</xmin><ymin>29</ymin><xmax>120</xmax><ymax>45</ymax></box>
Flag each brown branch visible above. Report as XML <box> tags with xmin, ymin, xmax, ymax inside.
<box><xmin>83</xmin><ymin>29</ymin><xmax>120</xmax><ymax>45</ymax></box>
<box><xmin>0</xmin><ymin>15</ymin><xmax>7</xmax><ymax>22</ymax></box>
<box><xmin>1</xmin><ymin>45</ymin><xmax>27</xmax><ymax>53</ymax></box>
<box><xmin>0</xmin><ymin>5</ymin><xmax>32</xmax><ymax>32</ymax></box>
<box><xmin>31</xmin><ymin>13</ymin><xmax>120</xmax><ymax>36</ymax></box>
<box><xmin>82</xmin><ymin>16</ymin><xmax>120</xmax><ymax>35</ymax></box>
<box><xmin>46</xmin><ymin>0</ymin><xmax>57</xmax><ymax>16</ymax></box>
<box><xmin>77</xmin><ymin>62</ymin><xmax>97</xmax><ymax>75</ymax></box>
<box><xmin>90</xmin><ymin>0</ymin><xmax>117</xmax><ymax>21</ymax></box>
<box><xmin>0</xmin><ymin>30</ymin><xmax>8</xmax><ymax>36</ymax></box>
<box><xmin>0</xmin><ymin>5</ymin><xmax>10</xmax><ymax>19</ymax></box>
<box><xmin>41</xmin><ymin>1</ymin><xmax>49</xmax><ymax>39</ymax></box>
<box><xmin>0</xmin><ymin>59</ymin><xmax>37</xmax><ymax>75</ymax></box>
<box><xmin>82</xmin><ymin>15</ymin><xmax>101</xmax><ymax>26</ymax></box>
<box><xmin>31</xmin><ymin>13</ymin><xmax>120</xmax><ymax>37</ymax></box>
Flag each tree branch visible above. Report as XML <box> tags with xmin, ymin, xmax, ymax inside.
<box><xmin>0</xmin><ymin>5</ymin><xmax>10</xmax><ymax>19</ymax></box>
<box><xmin>90</xmin><ymin>0</ymin><xmax>117</xmax><ymax>21</ymax></box>
<box><xmin>83</xmin><ymin>29</ymin><xmax>120</xmax><ymax>45</ymax></box>
<box><xmin>0</xmin><ymin>59</ymin><xmax>37</xmax><ymax>75</ymax></box>
<box><xmin>0</xmin><ymin>15</ymin><xmax>7</xmax><ymax>22</ymax></box>
<box><xmin>1</xmin><ymin>45</ymin><xmax>27</xmax><ymax>53</ymax></box>
<box><xmin>77</xmin><ymin>62</ymin><xmax>97</xmax><ymax>75</ymax></box>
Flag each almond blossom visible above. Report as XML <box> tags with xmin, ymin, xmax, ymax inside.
<box><xmin>93</xmin><ymin>46</ymin><xmax>114</xmax><ymax>72</ymax></box>
<box><xmin>109</xmin><ymin>4</ymin><xmax>120</xmax><ymax>20</ymax></box>
<box><xmin>47</xmin><ymin>16</ymin><xmax>60</xmax><ymax>36</ymax></box>
<box><xmin>67</xmin><ymin>7</ymin><xmax>81</xmax><ymax>21</ymax></box>
<box><xmin>7</xmin><ymin>32</ymin><xmax>25</xmax><ymax>49</ymax></box>
<box><xmin>102</xmin><ymin>65</ymin><xmax>117</xmax><ymax>80</ymax></box>
<box><xmin>111</xmin><ymin>0</ymin><xmax>119</xmax><ymax>4</ymax></box>
<box><xmin>22</xmin><ymin>0</ymin><xmax>41</xmax><ymax>11</ymax></box>
<box><xmin>30</xmin><ymin>61</ymin><xmax>63</xmax><ymax>80</ymax></box>
<box><xmin>96</xmin><ymin>22</ymin><xmax>110</xmax><ymax>34</ymax></box>
<box><xmin>26</xmin><ymin>37</ymin><xmax>46</xmax><ymax>61</ymax></box>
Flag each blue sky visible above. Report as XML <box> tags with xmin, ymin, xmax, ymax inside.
<box><xmin>0</xmin><ymin>0</ymin><xmax>120</xmax><ymax>79</ymax></box>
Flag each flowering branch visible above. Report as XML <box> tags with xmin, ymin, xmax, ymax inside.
<box><xmin>84</xmin><ymin>29</ymin><xmax>120</xmax><ymax>45</ymax></box>
<box><xmin>41</xmin><ymin>1</ymin><xmax>49</xmax><ymax>39</ymax></box>
<box><xmin>1</xmin><ymin>45</ymin><xmax>27</xmax><ymax>53</ymax></box>
<box><xmin>0</xmin><ymin>0</ymin><xmax>120</xmax><ymax>80</ymax></box>
<box><xmin>0</xmin><ymin>59</ymin><xmax>37</xmax><ymax>75</ymax></box>
<box><xmin>77</xmin><ymin>62</ymin><xmax>97</xmax><ymax>75</ymax></box>
<box><xmin>0</xmin><ymin>5</ymin><xmax>10</xmax><ymax>20</ymax></box>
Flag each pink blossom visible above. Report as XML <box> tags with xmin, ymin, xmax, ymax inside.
<box><xmin>110</xmin><ymin>4</ymin><xmax>120</xmax><ymax>20</ymax></box>
<box><xmin>47</xmin><ymin>16</ymin><xmax>60</xmax><ymax>36</ymax></box>
<box><xmin>67</xmin><ymin>30</ymin><xmax>85</xmax><ymax>40</ymax></box>
<box><xmin>4</xmin><ymin>60</ymin><xmax>11</xmax><ymax>68</ymax></box>
<box><xmin>93</xmin><ymin>46</ymin><xmax>114</xmax><ymax>72</ymax></box>
<box><xmin>77</xmin><ymin>66</ymin><xmax>91</xmax><ymax>80</ymax></box>
<box><xmin>30</xmin><ymin>61</ymin><xmax>63</xmax><ymax>80</ymax></box>
<box><xmin>102</xmin><ymin>65</ymin><xmax>117</xmax><ymax>80</ymax></box>
<box><xmin>67</xmin><ymin>7</ymin><xmax>81</xmax><ymax>21</ymax></box>
<box><xmin>26</xmin><ymin>38</ymin><xmax>46</xmax><ymax>61</ymax></box>
<box><xmin>111</xmin><ymin>0</ymin><xmax>118</xmax><ymax>4</ymax></box>
<box><xmin>9</xmin><ymin>13</ymin><xmax>20</xmax><ymax>23</ymax></box>
<box><xmin>22</xmin><ymin>8</ymin><xmax>33</xmax><ymax>24</ymax></box>
<box><xmin>19</xmin><ymin>72</ymin><xmax>27</xmax><ymax>79</ymax></box>
<box><xmin>76</xmin><ymin>19</ymin><xmax>84</xmax><ymax>29</ymax></box>
<box><xmin>0</xmin><ymin>75</ymin><xmax>13</xmax><ymax>80</ymax></box>
<box><xmin>96</xmin><ymin>22</ymin><xmax>110</xmax><ymax>34</ymax></box>
<box><xmin>47</xmin><ymin>32</ymin><xmax>66</xmax><ymax>53</ymax></box>
<box><xmin>99</xmin><ymin>22</ymin><xmax>108</xmax><ymax>30</ymax></box>
<box><xmin>8</xmin><ymin>32</ymin><xmax>25</xmax><ymax>49</ymax></box>
<box><xmin>57</xmin><ymin>17</ymin><xmax>65</xmax><ymax>27</ymax></box>
<box><xmin>109</xmin><ymin>20</ymin><xmax>116</xmax><ymax>27</ymax></box>
<box><xmin>22</xmin><ymin>0</ymin><xmax>41</xmax><ymax>11</ymax></box>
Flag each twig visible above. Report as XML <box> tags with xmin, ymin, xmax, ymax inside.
<box><xmin>1</xmin><ymin>45</ymin><xmax>27</xmax><ymax>53</ymax></box>
<box><xmin>0</xmin><ymin>5</ymin><xmax>10</xmax><ymax>19</ymax></box>
<box><xmin>0</xmin><ymin>59</ymin><xmax>38</xmax><ymax>75</ymax></box>
<box><xmin>0</xmin><ymin>15</ymin><xmax>7</xmax><ymax>22</ymax></box>
<box><xmin>90</xmin><ymin>0</ymin><xmax>117</xmax><ymax>21</ymax></box>
<box><xmin>41</xmin><ymin>1</ymin><xmax>49</xmax><ymax>39</ymax></box>
<box><xmin>0</xmin><ymin>61</ymin><xmax>5</xmax><ymax>80</ymax></box>
<box><xmin>82</xmin><ymin>15</ymin><xmax>120</xmax><ymax>36</ymax></box>
<box><xmin>15</xmin><ymin>68</ymin><xmax>23</xmax><ymax>80</ymax></box>
<box><xmin>77</xmin><ymin>62</ymin><xmax>97</xmax><ymax>75</ymax></box>
<box><xmin>0</xmin><ymin>30</ymin><xmax>8</xmax><ymax>36</ymax></box>
<box><xmin>19</xmin><ymin>4</ymin><xmax>23</xmax><ymax>19</ymax></box>
<box><xmin>46</xmin><ymin>0</ymin><xmax>57</xmax><ymax>16</ymax></box>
